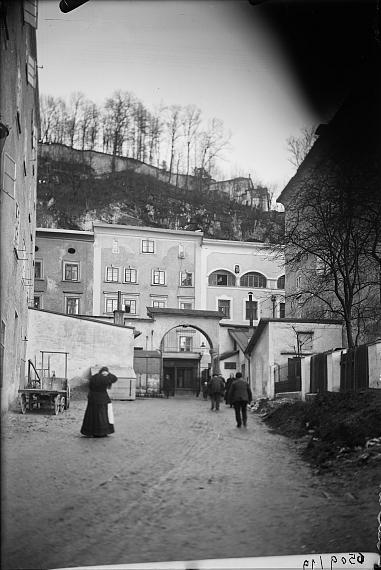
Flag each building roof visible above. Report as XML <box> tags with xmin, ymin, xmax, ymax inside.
<box><xmin>219</xmin><ymin>350</ymin><xmax>239</xmax><ymax>361</ymax></box>
<box><xmin>228</xmin><ymin>328</ymin><xmax>254</xmax><ymax>352</ymax></box>
<box><xmin>245</xmin><ymin>317</ymin><xmax>343</xmax><ymax>356</ymax></box>
<box><xmin>93</xmin><ymin>222</ymin><xmax>204</xmax><ymax>238</ymax></box>
<box><xmin>147</xmin><ymin>307</ymin><xmax>224</xmax><ymax>320</ymax></box>
<box><xmin>36</xmin><ymin>228</ymin><xmax>94</xmax><ymax>240</ymax></box>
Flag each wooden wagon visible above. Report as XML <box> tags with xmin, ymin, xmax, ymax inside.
<box><xmin>18</xmin><ymin>351</ymin><xmax>70</xmax><ymax>415</ymax></box>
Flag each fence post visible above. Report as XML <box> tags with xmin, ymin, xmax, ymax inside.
<box><xmin>300</xmin><ymin>356</ymin><xmax>310</xmax><ymax>401</ymax></box>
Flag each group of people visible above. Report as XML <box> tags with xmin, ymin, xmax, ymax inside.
<box><xmin>204</xmin><ymin>371</ymin><xmax>253</xmax><ymax>428</ymax></box>
<box><xmin>80</xmin><ymin>366</ymin><xmax>253</xmax><ymax>438</ymax></box>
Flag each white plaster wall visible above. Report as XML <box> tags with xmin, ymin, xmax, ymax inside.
<box><xmin>26</xmin><ymin>309</ymin><xmax>135</xmax><ymax>388</ymax></box>
<box><xmin>368</xmin><ymin>341</ymin><xmax>381</xmax><ymax>389</ymax></box>
<box><xmin>250</xmin><ymin>326</ymin><xmax>270</xmax><ymax>398</ymax></box>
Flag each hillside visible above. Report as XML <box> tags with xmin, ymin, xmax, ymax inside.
<box><xmin>37</xmin><ymin>151</ymin><xmax>284</xmax><ymax>242</ymax></box>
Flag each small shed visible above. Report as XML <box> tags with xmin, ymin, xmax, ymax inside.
<box><xmin>91</xmin><ymin>365</ymin><xmax>136</xmax><ymax>401</ymax></box>
<box><xmin>133</xmin><ymin>349</ymin><xmax>162</xmax><ymax>394</ymax></box>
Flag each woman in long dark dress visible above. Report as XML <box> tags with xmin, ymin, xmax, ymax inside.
<box><xmin>81</xmin><ymin>366</ymin><xmax>118</xmax><ymax>437</ymax></box>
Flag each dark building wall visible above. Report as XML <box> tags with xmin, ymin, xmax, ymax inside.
<box><xmin>1</xmin><ymin>0</ymin><xmax>40</xmax><ymax>410</ymax></box>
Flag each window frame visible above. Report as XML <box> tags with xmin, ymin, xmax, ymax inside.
<box><xmin>277</xmin><ymin>275</ymin><xmax>285</xmax><ymax>289</ymax></box>
<box><xmin>208</xmin><ymin>270</ymin><xmax>236</xmax><ymax>287</ymax></box>
<box><xmin>63</xmin><ymin>261</ymin><xmax>79</xmax><ymax>282</ymax></box>
<box><xmin>123</xmin><ymin>267</ymin><xmax>137</xmax><ymax>284</ymax></box>
<box><xmin>105</xmin><ymin>266</ymin><xmax>119</xmax><ymax>283</ymax></box>
<box><xmin>142</xmin><ymin>239</ymin><xmax>155</xmax><ymax>253</ymax></box>
<box><xmin>65</xmin><ymin>296</ymin><xmax>80</xmax><ymax>315</ymax></box>
<box><xmin>152</xmin><ymin>269</ymin><xmax>166</xmax><ymax>286</ymax></box>
<box><xmin>245</xmin><ymin>299</ymin><xmax>258</xmax><ymax>321</ymax></box>
<box><xmin>179</xmin><ymin>335</ymin><xmax>193</xmax><ymax>352</ymax></box>
<box><xmin>296</xmin><ymin>331</ymin><xmax>314</xmax><ymax>353</ymax></box>
<box><xmin>218</xmin><ymin>298</ymin><xmax>231</xmax><ymax>319</ymax></box>
<box><xmin>240</xmin><ymin>272</ymin><xmax>267</xmax><ymax>289</ymax></box>
<box><xmin>179</xmin><ymin>271</ymin><xmax>193</xmax><ymax>287</ymax></box>
<box><xmin>34</xmin><ymin>259</ymin><xmax>43</xmax><ymax>279</ymax></box>
<box><xmin>152</xmin><ymin>299</ymin><xmax>166</xmax><ymax>308</ymax></box>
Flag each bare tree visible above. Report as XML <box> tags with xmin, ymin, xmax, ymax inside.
<box><xmin>103</xmin><ymin>90</ymin><xmax>135</xmax><ymax>170</ymax></box>
<box><xmin>196</xmin><ymin>118</ymin><xmax>231</xmax><ymax>188</ymax></box>
<box><xmin>286</xmin><ymin>125</ymin><xmax>318</xmax><ymax>169</ymax></box>
<box><xmin>165</xmin><ymin>105</ymin><xmax>182</xmax><ymax>184</ymax></box>
<box><xmin>281</xmin><ymin>161</ymin><xmax>381</xmax><ymax>348</ymax></box>
<box><xmin>65</xmin><ymin>92</ymin><xmax>85</xmax><ymax>148</ymax></box>
<box><xmin>181</xmin><ymin>104</ymin><xmax>201</xmax><ymax>188</ymax></box>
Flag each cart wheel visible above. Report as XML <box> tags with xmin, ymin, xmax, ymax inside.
<box><xmin>54</xmin><ymin>395</ymin><xmax>60</xmax><ymax>415</ymax></box>
<box><xmin>59</xmin><ymin>395</ymin><xmax>65</xmax><ymax>413</ymax></box>
<box><xmin>20</xmin><ymin>394</ymin><xmax>27</xmax><ymax>414</ymax></box>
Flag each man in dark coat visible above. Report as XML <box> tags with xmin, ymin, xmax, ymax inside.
<box><xmin>227</xmin><ymin>372</ymin><xmax>252</xmax><ymax>428</ymax></box>
<box><xmin>207</xmin><ymin>373</ymin><xmax>225</xmax><ymax>411</ymax></box>
<box><xmin>224</xmin><ymin>373</ymin><xmax>235</xmax><ymax>407</ymax></box>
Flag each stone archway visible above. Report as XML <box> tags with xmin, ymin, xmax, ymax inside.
<box><xmin>147</xmin><ymin>307</ymin><xmax>223</xmax><ymax>396</ymax></box>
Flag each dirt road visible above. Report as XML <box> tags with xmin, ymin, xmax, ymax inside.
<box><xmin>2</xmin><ymin>396</ymin><xmax>379</xmax><ymax>569</ymax></box>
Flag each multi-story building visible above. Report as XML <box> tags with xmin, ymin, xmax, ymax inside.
<box><xmin>1</xmin><ymin>0</ymin><xmax>39</xmax><ymax>410</ymax></box>
<box><xmin>34</xmin><ymin>223</ymin><xmax>285</xmax><ymax>392</ymax></box>
<box><xmin>34</xmin><ymin>228</ymin><xmax>94</xmax><ymax>314</ymax></box>
<box><xmin>92</xmin><ymin>223</ymin><xmax>203</xmax><ymax>319</ymax></box>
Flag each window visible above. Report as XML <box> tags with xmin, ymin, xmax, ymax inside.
<box><xmin>106</xmin><ymin>266</ymin><xmax>119</xmax><ymax>282</ymax></box>
<box><xmin>142</xmin><ymin>239</ymin><xmax>154</xmax><ymax>253</ymax></box>
<box><xmin>23</xmin><ymin>0</ymin><xmax>38</xmax><ymax>28</ymax></box>
<box><xmin>245</xmin><ymin>300</ymin><xmax>258</xmax><ymax>321</ymax></box>
<box><xmin>152</xmin><ymin>299</ymin><xmax>166</xmax><ymax>308</ymax></box>
<box><xmin>180</xmin><ymin>272</ymin><xmax>193</xmax><ymax>287</ymax></box>
<box><xmin>277</xmin><ymin>275</ymin><xmax>285</xmax><ymax>289</ymax></box>
<box><xmin>178</xmin><ymin>244</ymin><xmax>185</xmax><ymax>258</ymax></box>
<box><xmin>3</xmin><ymin>154</ymin><xmax>16</xmax><ymax>198</ymax></box>
<box><xmin>296</xmin><ymin>275</ymin><xmax>302</xmax><ymax>289</ymax></box>
<box><xmin>297</xmin><ymin>332</ymin><xmax>313</xmax><ymax>353</ymax></box>
<box><xmin>124</xmin><ymin>300</ymin><xmax>136</xmax><ymax>315</ymax></box>
<box><xmin>280</xmin><ymin>302</ymin><xmax>286</xmax><ymax>318</ymax></box>
<box><xmin>152</xmin><ymin>269</ymin><xmax>166</xmax><ymax>285</ymax></box>
<box><xmin>34</xmin><ymin>260</ymin><xmax>42</xmax><ymax>279</ymax></box>
<box><xmin>26</xmin><ymin>54</ymin><xmax>36</xmax><ymax>88</ymax></box>
<box><xmin>124</xmin><ymin>268</ymin><xmax>137</xmax><ymax>283</ymax></box>
<box><xmin>112</xmin><ymin>239</ymin><xmax>119</xmax><ymax>254</ymax></box>
<box><xmin>33</xmin><ymin>296</ymin><xmax>41</xmax><ymax>309</ymax></box>
<box><xmin>218</xmin><ymin>299</ymin><xmax>231</xmax><ymax>319</ymax></box>
<box><xmin>208</xmin><ymin>270</ymin><xmax>236</xmax><ymax>287</ymax></box>
<box><xmin>179</xmin><ymin>335</ymin><xmax>193</xmax><ymax>352</ymax></box>
<box><xmin>14</xmin><ymin>202</ymin><xmax>20</xmax><ymax>249</ymax></box>
<box><xmin>66</xmin><ymin>297</ymin><xmax>79</xmax><ymax>315</ymax></box>
<box><xmin>224</xmin><ymin>362</ymin><xmax>236</xmax><ymax>370</ymax></box>
<box><xmin>179</xmin><ymin>301</ymin><xmax>193</xmax><ymax>310</ymax></box>
<box><xmin>240</xmin><ymin>272</ymin><xmax>267</xmax><ymax>288</ymax></box>
<box><xmin>64</xmin><ymin>262</ymin><xmax>79</xmax><ymax>281</ymax></box>
<box><xmin>105</xmin><ymin>298</ymin><xmax>118</xmax><ymax>313</ymax></box>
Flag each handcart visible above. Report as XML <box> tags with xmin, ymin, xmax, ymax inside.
<box><xmin>18</xmin><ymin>351</ymin><xmax>70</xmax><ymax>415</ymax></box>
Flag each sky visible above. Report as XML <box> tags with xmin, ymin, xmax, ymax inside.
<box><xmin>37</xmin><ymin>0</ymin><xmax>320</xmax><ymax>193</ymax></box>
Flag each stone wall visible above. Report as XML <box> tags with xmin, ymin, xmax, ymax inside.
<box><xmin>25</xmin><ymin>308</ymin><xmax>136</xmax><ymax>389</ymax></box>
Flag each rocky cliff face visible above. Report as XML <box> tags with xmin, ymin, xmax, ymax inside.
<box><xmin>37</xmin><ymin>145</ymin><xmax>284</xmax><ymax>242</ymax></box>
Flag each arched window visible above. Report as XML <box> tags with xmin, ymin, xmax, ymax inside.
<box><xmin>240</xmin><ymin>272</ymin><xmax>267</xmax><ymax>288</ymax></box>
<box><xmin>208</xmin><ymin>270</ymin><xmax>236</xmax><ymax>287</ymax></box>
<box><xmin>277</xmin><ymin>275</ymin><xmax>285</xmax><ymax>289</ymax></box>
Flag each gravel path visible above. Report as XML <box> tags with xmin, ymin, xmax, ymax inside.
<box><xmin>1</xmin><ymin>397</ymin><xmax>379</xmax><ymax>569</ymax></box>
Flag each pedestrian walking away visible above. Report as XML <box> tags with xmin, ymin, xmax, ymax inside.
<box><xmin>207</xmin><ymin>373</ymin><xmax>225</xmax><ymax>411</ymax></box>
<box><xmin>227</xmin><ymin>372</ymin><xmax>252</xmax><ymax>428</ymax></box>
<box><xmin>80</xmin><ymin>366</ymin><xmax>118</xmax><ymax>437</ymax></box>
<box><xmin>225</xmin><ymin>373</ymin><xmax>235</xmax><ymax>407</ymax></box>
<box><xmin>202</xmin><ymin>380</ymin><xmax>209</xmax><ymax>400</ymax></box>
<box><xmin>163</xmin><ymin>374</ymin><xmax>171</xmax><ymax>398</ymax></box>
